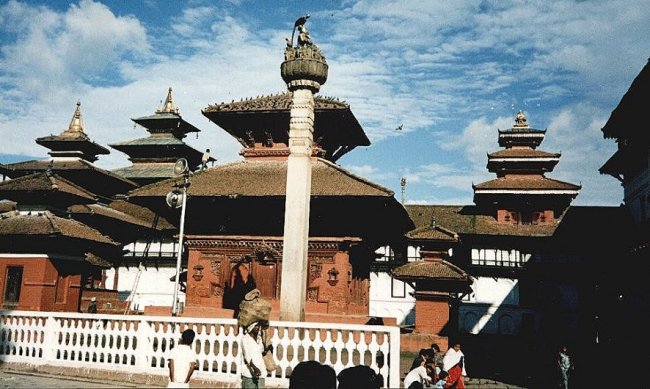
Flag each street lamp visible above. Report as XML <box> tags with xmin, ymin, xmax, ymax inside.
<box><xmin>167</xmin><ymin>158</ymin><xmax>190</xmax><ymax>316</ymax></box>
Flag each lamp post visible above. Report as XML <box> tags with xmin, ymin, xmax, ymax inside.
<box><xmin>167</xmin><ymin>158</ymin><xmax>190</xmax><ymax>316</ymax></box>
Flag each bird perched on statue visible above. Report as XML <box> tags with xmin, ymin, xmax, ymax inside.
<box><xmin>294</xmin><ymin>13</ymin><xmax>310</xmax><ymax>28</ymax></box>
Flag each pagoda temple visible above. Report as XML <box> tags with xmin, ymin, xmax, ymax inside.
<box><xmin>125</xmin><ymin>91</ymin><xmax>413</xmax><ymax>322</ymax></box>
<box><xmin>0</xmin><ymin>102</ymin><xmax>165</xmax><ymax>312</ymax></box>
<box><xmin>473</xmin><ymin>110</ymin><xmax>581</xmax><ymax>223</ymax></box>
<box><xmin>0</xmin><ymin>102</ymin><xmax>137</xmax><ymax>200</ymax></box>
<box><xmin>125</xmin><ymin>90</ymin><xmax>414</xmax><ymax>321</ymax></box>
<box><xmin>110</xmin><ymin>87</ymin><xmax>215</xmax><ymax>186</ymax></box>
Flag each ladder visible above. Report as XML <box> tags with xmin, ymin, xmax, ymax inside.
<box><xmin>123</xmin><ymin>214</ymin><xmax>159</xmax><ymax>314</ymax></box>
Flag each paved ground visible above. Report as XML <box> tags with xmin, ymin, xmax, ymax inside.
<box><xmin>0</xmin><ymin>370</ymin><xmax>141</xmax><ymax>389</ymax></box>
<box><xmin>0</xmin><ymin>365</ymin><xmax>527</xmax><ymax>389</ymax></box>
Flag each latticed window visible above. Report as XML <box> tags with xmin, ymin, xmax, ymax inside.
<box><xmin>471</xmin><ymin>247</ymin><xmax>532</xmax><ymax>267</ymax></box>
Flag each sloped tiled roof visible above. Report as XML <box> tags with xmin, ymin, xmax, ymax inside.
<box><xmin>0</xmin><ymin>159</ymin><xmax>137</xmax><ymax>186</ymax></box>
<box><xmin>473</xmin><ymin>177</ymin><xmax>581</xmax><ymax>191</ymax></box>
<box><xmin>392</xmin><ymin>259</ymin><xmax>471</xmax><ymax>281</ymax></box>
<box><xmin>488</xmin><ymin>149</ymin><xmax>560</xmax><ymax>158</ymax></box>
<box><xmin>0</xmin><ymin>201</ymin><xmax>16</xmax><ymax>213</ymax></box>
<box><xmin>108</xmin><ymin>200</ymin><xmax>175</xmax><ymax>230</ymax></box>
<box><xmin>68</xmin><ymin>203</ymin><xmax>156</xmax><ymax>229</ymax></box>
<box><xmin>84</xmin><ymin>252</ymin><xmax>112</xmax><ymax>268</ymax></box>
<box><xmin>405</xmin><ymin>205</ymin><xmax>559</xmax><ymax>237</ymax></box>
<box><xmin>406</xmin><ymin>225</ymin><xmax>458</xmax><ymax>241</ymax></box>
<box><xmin>112</xmin><ymin>164</ymin><xmax>178</xmax><ymax>179</ymax></box>
<box><xmin>204</xmin><ymin>92</ymin><xmax>350</xmax><ymax>112</ymax></box>
<box><xmin>201</xmin><ymin>92</ymin><xmax>370</xmax><ymax>154</ymax></box>
<box><xmin>110</xmin><ymin>135</ymin><xmax>187</xmax><ymax>147</ymax></box>
<box><xmin>0</xmin><ymin>210</ymin><xmax>118</xmax><ymax>245</ymax></box>
<box><xmin>129</xmin><ymin>159</ymin><xmax>394</xmax><ymax>198</ymax></box>
<box><xmin>405</xmin><ymin>204</ymin><xmax>634</xmax><ymax>239</ymax></box>
<box><xmin>0</xmin><ymin>172</ymin><xmax>97</xmax><ymax>202</ymax></box>
<box><xmin>602</xmin><ymin>59</ymin><xmax>650</xmax><ymax>140</ymax></box>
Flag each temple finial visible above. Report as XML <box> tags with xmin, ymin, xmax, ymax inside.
<box><xmin>157</xmin><ymin>87</ymin><xmax>179</xmax><ymax>114</ymax></box>
<box><xmin>513</xmin><ymin>110</ymin><xmax>528</xmax><ymax>128</ymax></box>
<box><xmin>65</xmin><ymin>100</ymin><xmax>84</xmax><ymax>134</ymax></box>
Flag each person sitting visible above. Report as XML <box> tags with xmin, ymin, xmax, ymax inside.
<box><xmin>403</xmin><ymin>360</ymin><xmax>435</xmax><ymax>389</ymax></box>
<box><xmin>434</xmin><ymin>370</ymin><xmax>449</xmax><ymax>388</ymax></box>
<box><xmin>410</xmin><ymin>348</ymin><xmax>435</xmax><ymax>371</ymax></box>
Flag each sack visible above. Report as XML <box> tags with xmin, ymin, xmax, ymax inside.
<box><xmin>263</xmin><ymin>351</ymin><xmax>277</xmax><ymax>372</ymax></box>
<box><xmin>237</xmin><ymin>289</ymin><xmax>271</xmax><ymax>328</ymax></box>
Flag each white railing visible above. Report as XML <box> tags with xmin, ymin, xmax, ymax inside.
<box><xmin>0</xmin><ymin>310</ymin><xmax>400</xmax><ymax>388</ymax></box>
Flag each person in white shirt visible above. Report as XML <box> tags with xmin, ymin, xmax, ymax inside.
<box><xmin>442</xmin><ymin>342</ymin><xmax>467</xmax><ymax>389</ymax></box>
<box><xmin>167</xmin><ymin>329</ymin><xmax>197</xmax><ymax>388</ymax></box>
<box><xmin>201</xmin><ymin>149</ymin><xmax>210</xmax><ymax>170</ymax></box>
<box><xmin>241</xmin><ymin>321</ymin><xmax>267</xmax><ymax>388</ymax></box>
<box><xmin>403</xmin><ymin>360</ymin><xmax>434</xmax><ymax>389</ymax></box>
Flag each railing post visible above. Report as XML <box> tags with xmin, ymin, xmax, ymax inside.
<box><xmin>388</xmin><ymin>326</ymin><xmax>401</xmax><ymax>389</ymax></box>
<box><xmin>42</xmin><ymin>314</ymin><xmax>58</xmax><ymax>363</ymax></box>
<box><xmin>136</xmin><ymin>319</ymin><xmax>151</xmax><ymax>371</ymax></box>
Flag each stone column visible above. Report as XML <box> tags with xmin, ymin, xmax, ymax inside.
<box><xmin>279</xmin><ymin>25</ymin><xmax>328</xmax><ymax>322</ymax></box>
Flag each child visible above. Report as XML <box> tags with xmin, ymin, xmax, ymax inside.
<box><xmin>434</xmin><ymin>370</ymin><xmax>449</xmax><ymax>388</ymax></box>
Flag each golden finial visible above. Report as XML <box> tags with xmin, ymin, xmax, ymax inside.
<box><xmin>157</xmin><ymin>87</ymin><xmax>179</xmax><ymax>114</ymax></box>
<box><xmin>66</xmin><ymin>100</ymin><xmax>84</xmax><ymax>133</ymax></box>
<box><xmin>513</xmin><ymin>110</ymin><xmax>528</xmax><ymax>128</ymax></box>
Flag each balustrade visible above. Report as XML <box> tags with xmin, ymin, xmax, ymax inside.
<box><xmin>0</xmin><ymin>310</ymin><xmax>400</xmax><ymax>387</ymax></box>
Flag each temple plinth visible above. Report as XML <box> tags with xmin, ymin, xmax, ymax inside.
<box><xmin>279</xmin><ymin>18</ymin><xmax>328</xmax><ymax>322</ymax></box>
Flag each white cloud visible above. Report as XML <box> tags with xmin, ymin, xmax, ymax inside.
<box><xmin>1</xmin><ymin>0</ymin><xmax>647</xmax><ymax>207</ymax></box>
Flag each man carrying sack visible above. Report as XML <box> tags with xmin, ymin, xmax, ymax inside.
<box><xmin>238</xmin><ymin>289</ymin><xmax>277</xmax><ymax>386</ymax></box>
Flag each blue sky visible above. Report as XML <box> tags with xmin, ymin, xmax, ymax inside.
<box><xmin>1</xmin><ymin>0</ymin><xmax>648</xmax><ymax>206</ymax></box>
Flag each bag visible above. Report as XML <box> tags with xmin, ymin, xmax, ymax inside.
<box><xmin>237</xmin><ymin>289</ymin><xmax>271</xmax><ymax>328</ymax></box>
<box><xmin>263</xmin><ymin>351</ymin><xmax>277</xmax><ymax>372</ymax></box>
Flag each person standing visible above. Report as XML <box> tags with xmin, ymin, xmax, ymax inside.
<box><xmin>557</xmin><ymin>345</ymin><xmax>571</xmax><ymax>389</ymax></box>
<box><xmin>167</xmin><ymin>329</ymin><xmax>197</xmax><ymax>388</ymax></box>
<box><xmin>201</xmin><ymin>149</ymin><xmax>210</xmax><ymax>171</ymax></box>
<box><xmin>442</xmin><ymin>342</ymin><xmax>467</xmax><ymax>389</ymax></box>
<box><xmin>224</xmin><ymin>261</ymin><xmax>257</xmax><ymax>318</ymax></box>
<box><xmin>241</xmin><ymin>321</ymin><xmax>267</xmax><ymax>389</ymax></box>
<box><xmin>87</xmin><ymin>297</ymin><xmax>97</xmax><ymax>313</ymax></box>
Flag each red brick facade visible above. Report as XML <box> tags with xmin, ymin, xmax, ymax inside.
<box><xmin>413</xmin><ymin>291</ymin><xmax>450</xmax><ymax>335</ymax></box>
<box><xmin>179</xmin><ymin>236</ymin><xmax>370</xmax><ymax>322</ymax></box>
<box><xmin>0</xmin><ymin>255</ymin><xmax>82</xmax><ymax>312</ymax></box>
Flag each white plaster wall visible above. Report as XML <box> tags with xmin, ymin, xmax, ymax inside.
<box><xmin>459</xmin><ymin>277</ymin><xmax>520</xmax><ymax>334</ymax></box>
<box><xmin>369</xmin><ymin>272</ymin><xmax>415</xmax><ymax>325</ymax></box>
<box><xmin>104</xmin><ymin>265</ymin><xmax>184</xmax><ymax>312</ymax></box>
<box><xmin>464</xmin><ymin>277</ymin><xmax>519</xmax><ymax>305</ymax></box>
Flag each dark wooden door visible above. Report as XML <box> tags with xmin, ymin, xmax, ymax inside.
<box><xmin>253</xmin><ymin>261</ymin><xmax>278</xmax><ymax>300</ymax></box>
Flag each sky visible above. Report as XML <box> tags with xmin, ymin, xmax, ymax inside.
<box><xmin>1</xmin><ymin>0</ymin><xmax>648</xmax><ymax>206</ymax></box>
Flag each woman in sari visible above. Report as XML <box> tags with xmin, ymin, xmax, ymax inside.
<box><xmin>442</xmin><ymin>342</ymin><xmax>467</xmax><ymax>389</ymax></box>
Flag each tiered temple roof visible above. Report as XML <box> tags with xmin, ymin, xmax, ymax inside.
<box><xmin>473</xmin><ymin>111</ymin><xmax>580</xmax><ymax>220</ymax></box>
<box><xmin>0</xmin><ymin>102</ymin><xmax>137</xmax><ymax>200</ymax></box>
<box><xmin>202</xmin><ymin>92</ymin><xmax>370</xmax><ymax>162</ymax></box>
<box><xmin>110</xmin><ymin>88</ymin><xmax>214</xmax><ymax>185</ymax></box>
<box><xmin>35</xmin><ymin>101</ymin><xmax>110</xmax><ymax>162</ymax></box>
